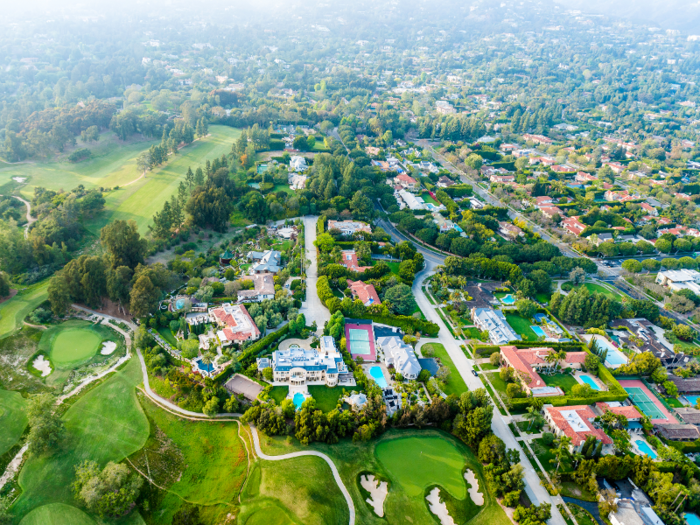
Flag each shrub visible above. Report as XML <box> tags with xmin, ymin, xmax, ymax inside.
<box><xmin>542</xmin><ymin>432</ymin><xmax>555</xmax><ymax>446</ymax></box>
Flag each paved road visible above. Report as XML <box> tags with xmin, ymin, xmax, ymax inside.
<box><xmin>413</xmin><ymin>264</ymin><xmax>567</xmax><ymax>525</ymax></box>
<box><xmin>299</xmin><ymin>215</ymin><xmax>331</xmax><ymax>329</ymax></box>
<box><xmin>249</xmin><ymin>424</ymin><xmax>356</xmax><ymax>525</ymax></box>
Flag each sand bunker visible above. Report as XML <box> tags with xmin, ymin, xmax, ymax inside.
<box><xmin>360</xmin><ymin>474</ymin><xmax>388</xmax><ymax>517</ymax></box>
<box><xmin>464</xmin><ymin>470</ymin><xmax>484</xmax><ymax>505</ymax></box>
<box><xmin>426</xmin><ymin>487</ymin><xmax>455</xmax><ymax>525</ymax></box>
<box><xmin>12</xmin><ymin>177</ymin><xmax>26</xmax><ymax>183</ymax></box>
<box><xmin>32</xmin><ymin>355</ymin><xmax>52</xmax><ymax>377</ymax></box>
<box><xmin>100</xmin><ymin>341</ymin><xmax>117</xmax><ymax>355</ymax></box>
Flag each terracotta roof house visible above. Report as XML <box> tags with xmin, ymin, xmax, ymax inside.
<box><xmin>340</xmin><ymin>250</ymin><xmax>371</xmax><ymax>273</ymax></box>
<box><xmin>347</xmin><ymin>280</ymin><xmax>381</xmax><ymax>306</ymax></box>
<box><xmin>540</xmin><ymin>206</ymin><xmax>563</xmax><ymax>219</ymax></box>
<box><xmin>209</xmin><ymin>304</ymin><xmax>261</xmax><ymax>345</ymax></box>
<box><xmin>575</xmin><ymin>172</ymin><xmax>597</xmax><ymax>183</ymax></box>
<box><xmin>499</xmin><ymin>346</ymin><xmax>586</xmax><ymax>396</ymax></box>
<box><xmin>640</xmin><ymin>203</ymin><xmax>658</xmax><ymax>216</ymax></box>
<box><xmin>595</xmin><ymin>402</ymin><xmax>642</xmax><ymax>421</ymax></box>
<box><xmin>394</xmin><ymin>173</ymin><xmax>419</xmax><ymax>192</ymax></box>
<box><xmin>535</xmin><ymin>196</ymin><xmax>554</xmax><ymax>207</ymax></box>
<box><xmin>562</xmin><ymin>216</ymin><xmax>587</xmax><ymax>236</ymax></box>
<box><xmin>544</xmin><ymin>404</ymin><xmax>614</xmax><ymax>453</ymax></box>
<box><xmin>498</xmin><ymin>221</ymin><xmax>523</xmax><ymax>240</ymax></box>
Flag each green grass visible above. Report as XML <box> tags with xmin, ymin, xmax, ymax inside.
<box><xmin>664</xmin><ymin>397</ymin><xmax>684</xmax><ymax>408</ymax></box>
<box><xmin>0</xmin><ymin>132</ymin><xmax>158</xmax><ymax>198</ymax></box>
<box><xmin>484</xmin><ymin>371</ymin><xmax>509</xmax><ymax>396</ymax></box>
<box><xmin>13</xmin><ymin>358</ymin><xmax>150</xmax><ymax>519</ymax></box>
<box><xmin>535</xmin><ymin>292</ymin><xmax>551</xmax><ymax>304</ymax></box>
<box><xmin>272</xmin><ymin>183</ymin><xmax>294</xmax><ymax>194</ymax></box>
<box><xmin>505</xmin><ymin>314</ymin><xmax>539</xmax><ymax>341</ymax></box>
<box><xmin>0</xmin><ymin>389</ymin><xmax>28</xmax><ymax>456</ymax></box>
<box><xmin>421</xmin><ymin>343</ymin><xmax>468</xmax><ymax>396</ymax></box>
<box><xmin>386</xmin><ymin>262</ymin><xmax>401</xmax><ymax>275</ymax></box>
<box><xmin>157</xmin><ymin>327</ymin><xmax>178</xmax><ymax>347</ymax></box>
<box><xmin>560</xmin><ymin>482</ymin><xmax>597</xmax><ymax>502</ymax></box>
<box><xmin>422</xmin><ymin>194</ymin><xmax>439</xmax><ymax>206</ymax></box>
<box><xmin>84</xmin><ymin>126</ymin><xmax>241</xmax><ymax>235</ymax></box>
<box><xmin>269</xmin><ymin>386</ymin><xmax>289</xmax><ymax>404</ymax></box>
<box><xmin>569</xmin><ymin>503</ymin><xmax>598</xmax><ymax>525</ymax></box>
<box><xmin>308</xmin><ymin>385</ymin><xmax>344</xmax><ymax>412</ymax></box>
<box><xmin>19</xmin><ymin>503</ymin><xmax>97</xmax><ymax>525</ymax></box>
<box><xmin>255</xmin><ymin>428</ymin><xmax>509</xmax><ymax>525</ymax></box>
<box><xmin>531</xmin><ymin>437</ymin><xmax>558</xmax><ymax>473</ymax></box>
<box><xmin>49</xmin><ymin>323</ymin><xmax>104</xmax><ymax>369</ymax></box>
<box><xmin>463</xmin><ymin>327</ymin><xmax>484</xmax><ymax>339</ymax></box>
<box><xmin>542</xmin><ymin>373</ymin><xmax>579</xmax><ymax>394</ymax></box>
<box><xmin>563</xmin><ymin>282</ymin><xmax>623</xmax><ymax>300</ymax></box>
<box><xmin>0</xmin><ymin>281</ymin><xmax>49</xmax><ymax>338</ymax></box>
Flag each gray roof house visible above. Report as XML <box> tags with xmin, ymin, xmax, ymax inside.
<box><xmin>675</xmin><ymin>407</ymin><xmax>700</xmax><ymax>425</ymax></box>
<box><xmin>655</xmin><ymin>423</ymin><xmax>700</xmax><ymax>441</ymax></box>
<box><xmin>470</xmin><ymin>308</ymin><xmax>521</xmax><ymax>346</ymax></box>
<box><xmin>247</xmin><ymin>250</ymin><xmax>282</xmax><ymax>274</ymax></box>
<box><xmin>377</xmin><ymin>336</ymin><xmax>422</xmax><ymax>380</ymax></box>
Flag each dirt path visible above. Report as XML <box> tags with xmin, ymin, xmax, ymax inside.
<box><xmin>12</xmin><ymin>196</ymin><xmax>36</xmax><ymax>238</ymax></box>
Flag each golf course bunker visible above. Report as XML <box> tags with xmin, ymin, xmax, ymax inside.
<box><xmin>360</xmin><ymin>474</ymin><xmax>389</xmax><ymax>517</ymax></box>
<box><xmin>43</xmin><ymin>321</ymin><xmax>107</xmax><ymax>370</ymax></box>
<box><xmin>426</xmin><ymin>487</ymin><xmax>455</xmax><ymax>525</ymax></box>
<box><xmin>32</xmin><ymin>355</ymin><xmax>52</xmax><ymax>377</ymax></box>
<box><xmin>100</xmin><ymin>341</ymin><xmax>117</xmax><ymax>355</ymax></box>
<box><xmin>12</xmin><ymin>177</ymin><xmax>26</xmax><ymax>183</ymax></box>
<box><xmin>464</xmin><ymin>470</ymin><xmax>484</xmax><ymax>505</ymax></box>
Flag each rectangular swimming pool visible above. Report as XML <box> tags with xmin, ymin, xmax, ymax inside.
<box><xmin>685</xmin><ymin>514</ymin><xmax>700</xmax><ymax>525</ymax></box>
<box><xmin>531</xmin><ymin>325</ymin><xmax>547</xmax><ymax>338</ymax></box>
<box><xmin>686</xmin><ymin>395</ymin><xmax>700</xmax><ymax>407</ymax></box>
<box><xmin>588</xmin><ymin>335</ymin><xmax>629</xmax><ymax>367</ymax></box>
<box><xmin>579</xmin><ymin>374</ymin><xmax>601</xmax><ymax>391</ymax></box>
<box><xmin>635</xmin><ymin>439</ymin><xmax>657</xmax><ymax>459</ymax></box>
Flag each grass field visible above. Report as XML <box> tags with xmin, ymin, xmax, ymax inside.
<box><xmin>18</xmin><ymin>502</ymin><xmax>146</xmax><ymax>525</ymax></box>
<box><xmin>13</xmin><ymin>358</ymin><xmax>149</xmax><ymax>520</ymax></box>
<box><xmin>505</xmin><ymin>314</ymin><xmax>539</xmax><ymax>341</ymax></box>
<box><xmin>563</xmin><ymin>282</ymin><xmax>623</xmax><ymax>300</ymax></box>
<box><xmin>46</xmin><ymin>321</ymin><xmax>105</xmax><ymax>369</ymax></box>
<box><xmin>157</xmin><ymin>327</ymin><xmax>178</xmax><ymax>347</ymax></box>
<box><xmin>386</xmin><ymin>262</ymin><xmax>401</xmax><ymax>275</ymax></box>
<box><xmin>308</xmin><ymin>385</ymin><xmax>343</xmax><ymax>412</ymax></box>
<box><xmin>84</xmin><ymin>125</ymin><xmax>241</xmax><ymax>234</ymax></box>
<box><xmin>542</xmin><ymin>373</ymin><xmax>579</xmax><ymax>393</ymax></box>
<box><xmin>255</xmin><ymin>428</ymin><xmax>508</xmax><ymax>525</ymax></box>
<box><xmin>269</xmin><ymin>386</ymin><xmax>289</xmax><ymax>404</ymax></box>
<box><xmin>0</xmin><ymin>281</ymin><xmax>49</xmax><ymax>338</ymax></box>
<box><xmin>0</xmin><ymin>388</ymin><xmax>28</xmax><ymax>456</ymax></box>
<box><xmin>421</xmin><ymin>343</ymin><xmax>468</xmax><ymax>396</ymax></box>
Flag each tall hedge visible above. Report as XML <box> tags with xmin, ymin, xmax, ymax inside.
<box><xmin>363</xmin><ymin>314</ymin><xmax>440</xmax><ymax>337</ymax></box>
<box><xmin>317</xmin><ymin>215</ymin><xmax>326</xmax><ymax>234</ymax></box>
<box><xmin>215</xmin><ymin>324</ymin><xmax>291</xmax><ymax>382</ymax></box>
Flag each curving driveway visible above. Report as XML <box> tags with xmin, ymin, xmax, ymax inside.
<box><xmin>249</xmin><ymin>423</ymin><xmax>356</xmax><ymax>525</ymax></box>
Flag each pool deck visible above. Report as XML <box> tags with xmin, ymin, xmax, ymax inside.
<box><xmin>618</xmin><ymin>379</ymin><xmax>678</xmax><ymax>424</ymax></box>
<box><xmin>631</xmin><ymin>437</ymin><xmax>658</xmax><ymax>460</ymax></box>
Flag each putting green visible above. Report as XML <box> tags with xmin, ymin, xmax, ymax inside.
<box><xmin>19</xmin><ymin>504</ymin><xmax>96</xmax><ymax>525</ymax></box>
<box><xmin>44</xmin><ymin>321</ymin><xmax>106</xmax><ymax>369</ymax></box>
<box><xmin>0</xmin><ymin>388</ymin><xmax>28</xmax><ymax>456</ymax></box>
<box><xmin>238</xmin><ymin>500</ymin><xmax>299</xmax><ymax>525</ymax></box>
<box><xmin>375</xmin><ymin>436</ymin><xmax>467</xmax><ymax>500</ymax></box>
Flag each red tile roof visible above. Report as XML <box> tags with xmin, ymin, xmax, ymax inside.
<box><xmin>347</xmin><ymin>279</ymin><xmax>381</xmax><ymax>306</ymax></box>
<box><xmin>595</xmin><ymin>402</ymin><xmax>642</xmax><ymax>420</ymax></box>
<box><xmin>546</xmin><ymin>405</ymin><xmax>613</xmax><ymax>446</ymax></box>
<box><xmin>500</xmin><ymin>346</ymin><xmax>587</xmax><ymax>388</ymax></box>
<box><xmin>340</xmin><ymin>251</ymin><xmax>371</xmax><ymax>273</ymax></box>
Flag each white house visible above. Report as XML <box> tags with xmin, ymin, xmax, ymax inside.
<box><xmin>327</xmin><ymin>220</ymin><xmax>372</xmax><ymax>237</ymax></box>
<box><xmin>237</xmin><ymin>273</ymin><xmax>276</xmax><ymax>302</ymax></box>
<box><xmin>290</xmin><ymin>156</ymin><xmax>307</xmax><ymax>172</ymax></box>
<box><xmin>656</xmin><ymin>269</ymin><xmax>700</xmax><ymax>294</ymax></box>
<box><xmin>247</xmin><ymin>250</ymin><xmax>282</xmax><ymax>274</ymax></box>
<box><xmin>376</xmin><ymin>336</ymin><xmax>422</xmax><ymax>380</ymax></box>
<box><xmin>271</xmin><ymin>337</ymin><xmax>347</xmax><ymax>387</ymax></box>
<box><xmin>470</xmin><ymin>308</ymin><xmax>520</xmax><ymax>345</ymax></box>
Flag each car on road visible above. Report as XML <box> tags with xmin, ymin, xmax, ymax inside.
<box><xmin>472</xmin><ymin>370</ymin><xmax>478</xmax><ymax>376</ymax></box>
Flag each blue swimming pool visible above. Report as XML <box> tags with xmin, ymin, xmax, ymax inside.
<box><xmin>531</xmin><ymin>325</ymin><xmax>547</xmax><ymax>338</ymax></box>
<box><xmin>686</xmin><ymin>395</ymin><xmax>700</xmax><ymax>407</ymax></box>
<box><xmin>685</xmin><ymin>514</ymin><xmax>700</xmax><ymax>525</ymax></box>
<box><xmin>293</xmin><ymin>392</ymin><xmax>305</xmax><ymax>410</ymax></box>
<box><xmin>195</xmin><ymin>358</ymin><xmax>214</xmax><ymax>374</ymax></box>
<box><xmin>175</xmin><ymin>299</ymin><xmax>185</xmax><ymax>310</ymax></box>
<box><xmin>369</xmin><ymin>366</ymin><xmax>388</xmax><ymax>388</ymax></box>
<box><xmin>589</xmin><ymin>335</ymin><xmax>628</xmax><ymax>367</ymax></box>
<box><xmin>579</xmin><ymin>374</ymin><xmax>601</xmax><ymax>391</ymax></box>
<box><xmin>636</xmin><ymin>439</ymin><xmax>657</xmax><ymax>459</ymax></box>
<box><xmin>500</xmin><ymin>294</ymin><xmax>516</xmax><ymax>305</ymax></box>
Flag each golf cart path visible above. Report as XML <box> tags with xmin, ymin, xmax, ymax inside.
<box><xmin>249</xmin><ymin>423</ymin><xmax>356</xmax><ymax>525</ymax></box>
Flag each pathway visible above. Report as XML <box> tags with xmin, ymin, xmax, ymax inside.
<box><xmin>412</xmin><ymin>263</ymin><xmax>569</xmax><ymax>525</ymax></box>
<box><xmin>13</xmin><ymin>196</ymin><xmax>36</xmax><ymax>238</ymax></box>
<box><xmin>248</xmin><ymin>424</ymin><xmax>356</xmax><ymax>525</ymax></box>
<box><xmin>299</xmin><ymin>215</ymin><xmax>330</xmax><ymax>330</ymax></box>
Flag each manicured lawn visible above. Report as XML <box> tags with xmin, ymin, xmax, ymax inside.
<box><xmin>665</xmin><ymin>397</ymin><xmax>684</xmax><ymax>408</ymax></box>
<box><xmin>0</xmin><ymin>388</ymin><xmax>28</xmax><ymax>456</ymax></box>
<box><xmin>39</xmin><ymin>320</ymin><xmax>119</xmax><ymax>370</ymax></box>
<box><xmin>19</xmin><ymin>503</ymin><xmax>99</xmax><ymax>525</ymax></box>
<box><xmin>421</xmin><ymin>343</ymin><xmax>468</xmax><ymax>396</ymax></box>
<box><xmin>569</xmin><ymin>503</ymin><xmax>598</xmax><ymax>525</ymax></box>
<box><xmin>542</xmin><ymin>373</ymin><xmax>579</xmax><ymax>394</ymax></box>
<box><xmin>13</xmin><ymin>359</ymin><xmax>150</xmax><ymax>519</ymax></box>
<box><xmin>535</xmin><ymin>292</ymin><xmax>551</xmax><ymax>304</ymax></box>
<box><xmin>666</xmin><ymin>332</ymin><xmax>700</xmax><ymax>353</ymax></box>
<box><xmin>273</xmin><ymin>183</ymin><xmax>294</xmax><ymax>194</ymax></box>
<box><xmin>269</xmin><ymin>385</ymin><xmax>289</xmax><ymax>404</ymax></box>
<box><xmin>422</xmin><ymin>193</ymin><xmax>440</xmax><ymax>206</ymax></box>
<box><xmin>479</xmin><ymin>363</ymin><xmax>498</xmax><ymax>371</ymax></box>
<box><xmin>386</xmin><ymin>261</ymin><xmax>401</xmax><ymax>275</ymax></box>
<box><xmin>255</xmin><ymin>428</ymin><xmax>509</xmax><ymax>525</ymax></box>
<box><xmin>563</xmin><ymin>282</ymin><xmax>623</xmax><ymax>300</ymax></box>
<box><xmin>85</xmin><ymin>126</ymin><xmax>241</xmax><ymax>235</ymax></box>
<box><xmin>309</xmin><ymin>385</ymin><xmax>344</xmax><ymax>412</ymax></box>
<box><xmin>0</xmin><ymin>280</ymin><xmax>49</xmax><ymax>338</ymax></box>
<box><xmin>131</xmin><ymin>395</ymin><xmax>247</xmax><ymax>523</ymax></box>
<box><xmin>505</xmin><ymin>314</ymin><xmax>539</xmax><ymax>341</ymax></box>
<box><xmin>484</xmin><ymin>371</ymin><xmax>510</xmax><ymax>396</ymax></box>
<box><xmin>531</xmin><ymin>437</ymin><xmax>559</xmax><ymax>473</ymax></box>
<box><xmin>157</xmin><ymin>327</ymin><xmax>178</xmax><ymax>347</ymax></box>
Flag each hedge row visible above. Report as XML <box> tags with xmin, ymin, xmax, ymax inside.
<box><xmin>365</xmin><ymin>314</ymin><xmax>440</xmax><ymax>337</ymax></box>
<box><xmin>444</xmin><ymin>184</ymin><xmax>474</xmax><ymax>198</ymax></box>
<box><xmin>317</xmin><ymin>215</ymin><xmax>326</xmax><ymax>234</ymax></box>
<box><xmin>215</xmin><ymin>324</ymin><xmax>290</xmax><ymax>382</ymax></box>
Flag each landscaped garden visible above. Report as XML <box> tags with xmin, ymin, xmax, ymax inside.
<box><xmin>504</xmin><ymin>314</ymin><xmax>539</xmax><ymax>341</ymax></box>
<box><xmin>308</xmin><ymin>385</ymin><xmax>344</xmax><ymax>412</ymax></box>
<box><xmin>421</xmin><ymin>343</ymin><xmax>468</xmax><ymax>396</ymax></box>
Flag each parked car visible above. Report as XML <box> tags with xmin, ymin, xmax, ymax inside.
<box><xmin>472</xmin><ymin>370</ymin><xmax>478</xmax><ymax>376</ymax></box>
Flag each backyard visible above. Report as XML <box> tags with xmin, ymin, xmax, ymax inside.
<box><xmin>542</xmin><ymin>373</ymin><xmax>579</xmax><ymax>394</ymax></box>
<box><xmin>504</xmin><ymin>314</ymin><xmax>539</xmax><ymax>341</ymax></box>
<box><xmin>421</xmin><ymin>343</ymin><xmax>468</xmax><ymax>396</ymax></box>
<box><xmin>563</xmin><ymin>281</ymin><xmax>623</xmax><ymax>301</ymax></box>
<box><xmin>308</xmin><ymin>385</ymin><xmax>344</xmax><ymax>412</ymax></box>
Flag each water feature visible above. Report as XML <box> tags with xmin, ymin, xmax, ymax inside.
<box><xmin>500</xmin><ymin>294</ymin><xmax>516</xmax><ymax>305</ymax></box>
<box><xmin>369</xmin><ymin>366</ymin><xmax>388</xmax><ymax>388</ymax></box>
<box><xmin>686</xmin><ymin>395</ymin><xmax>700</xmax><ymax>407</ymax></box>
<box><xmin>293</xmin><ymin>392</ymin><xmax>306</xmax><ymax>410</ymax></box>
<box><xmin>175</xmin><ymin>298</ymin><xmax>185</xmax><ymax>310</ymax></box>
<box><xmin>195</xmin><ymin>358</ymin><xmax>214</xmax><ymax>374</ymax></box>
<box><xmin>579</xmin><ymin>374</ymin><xmax>601</xmax><ymax>391</ymax></box>
<box><xmin>685</xmin><ymin>514</ymin><xmax>700</xmax><ymax>525</ymax></box>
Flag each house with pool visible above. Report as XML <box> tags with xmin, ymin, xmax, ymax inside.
<box><xmin>267</xmin><ymin>337</ymin><xmax>351</xmax><ymax>387</ymax></box>
<box><xmin>544</xmin><ymin>404</ymin><xmax>614</xmax><ymax>454</ymax></box>
<box><xmin>471</xmin><ymin>308</ymin><xmax>521</xmax><ymax>345</ymax></box>
<box><xmin>595</xmin><ymin>402</ymin><xmax>643</xmax><ymax>434</ymax></box>
<box><xmin>376</xmin><ymin>335</ymin><xmax>421</xmax><ymax>380</ymax></box>
<box><xmin>499</xmin><ymin>345</ymin><xmax>587</xmax><ymax>396</ymax></box>
<box><xmin>209</xmin><ymin>304</ymin><xmax>261</xmax><ymax>346</ymax></box>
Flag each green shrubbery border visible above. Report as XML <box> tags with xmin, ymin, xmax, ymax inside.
<box><xmin>215</xmin><ymin>324</ymin><xmax>290</xmax><ymax>382</ymax></box>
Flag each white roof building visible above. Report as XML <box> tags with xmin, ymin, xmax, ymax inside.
<box><xmin>376</xmin><ymin>336</ymin><xmax>421</xmax><ymax>380</ymax></box>
<box><xmin>398</xmin><ymin>189</ymin><xmax>425</xmax><ymax>210</ymax></box>
<box><xmin>656</xmin><ymin>269</ymin><xmax>700</xmax><ymax>294</ymax></box>
<box><xmin>471</xmin><ymin>308</ymin><xmax>521</xmax><ymax>345</ymax></box>
<box><xmin>290</xmin><ymin>156</ymin><xmax>307</xmax><ymax>172</ymax></box>
<box><xmin>271</xmin><ymin>337</ymin><xmax>347</xmax><ymax>387</ymax></box>
<box><xmin>247</xmin><ymin>250</ymin><xmax>282</xmax><ymax>274</ymax></box>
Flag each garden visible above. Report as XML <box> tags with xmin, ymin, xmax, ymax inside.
<box><xmin>421</xmin><ymin>343</ymin><xmax>468</xmax><ymax>397</ymax></box>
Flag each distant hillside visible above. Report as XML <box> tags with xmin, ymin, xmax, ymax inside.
<box><xmin>554</xmin><ymin>0</ymin><xmax>700</xmax><ymax>32</ymax></box>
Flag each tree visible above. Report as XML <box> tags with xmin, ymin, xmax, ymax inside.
<box><xmin>100</xmin><ymin>220</ymin><xmax>147</xmax><ymax>269</ymax></box>
<box><xmin>48</xmin><ymin>274</ymin><xmax>71</xmax><ymax>315</ymax></box>
<box><xmin>0</xmin><ymin>496</ymin><xmax>12</xmax><ymax>525</ymax></box>
<box><xmin>436</xmin><ymin>366</ymin><xmax>451</xmax><ymax>384</ymax></box>
<box><xmin>203</xmin><ymin>396</ymin><xmax>219</xmax><ymax>416</ymax></box>
<box><xmin>584</xmin><ymin>353</ymin><xmax>600</xmax><ymax>373</ymax></box>
<box><xmin>507</xmin><ymin>383</ymin><xmax>525</xmax><ymax>398</ymax></box>
<box><xmin>107</xmin><ymin>266</ymin><xmax>133</xmax><ymax>306</ymax></box>
<box><xmin>490</xmin><ymin>352</ymin><xmax>501</xmax><ymax>366</ymax></box>
<box><xmin>27</xmin><ymin>393</ymin><xmax>65</xmax><ymax>455</ymax></box>
<box><xmin>73</xmin><ymin>460</ymin><xmax>143</xmax><ymax>517</ymax></box>
<box><xmin>524</xmin><ymin>405</ymin><xmax>544</xmax><ymax>431</ymax></box>
<box><xmin>673</xmin><ymin>323</ymin><xmax>695</xmax><ymax>342</ymax></box>
<box><xmin>384</xmin><ymin>284</ymin><xmax>417</xmax><ymax>315</ymax></box>
<box><xmin>569</xmin><ymin>267</ymin><xmax>586</xmax><ymax>285</ymax></box>
<box><xmin>515</xmin><ymin>298</ymin><xmax>537</xmax><ymax>319</ymax></box>
<box><xmin>130</xmin><ymin>275</ymin><xmax>159</xmax><ymax>317</ymax></box>
<box><xmin>551</xmin><ymin>436</ymin><xmax>572</xmax><ymax>473</ymax></box>
<box><xmin>0</xmin><ymin>272</ymin><xmax>9</xmax><ymax>298</ymax></box>
<box><xmin>622</xmin><ymin>259</ymin><xmax>643</xmax><ymax>274</ymax></box>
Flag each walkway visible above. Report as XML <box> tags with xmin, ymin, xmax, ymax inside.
<box><xmin>13</xmin><ymin>196</ymin><xmax>36</xmax><ymax>238</ymax></box>
<box><xmin>249</xmin><ymin>424</ymin><xmax>356</xmax><ymax>525</ymax></box>
<box><xmin>299</xmin><ymin>215</ymin><xmax>330</xmax><ymax>329</ymax></box>
<box><xmin>412</xmin><ymin>263</ymin><xmax>568</xmax><ymax>525</ymax></box>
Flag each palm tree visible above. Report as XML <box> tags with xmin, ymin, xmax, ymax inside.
<box><xmin>544</xmin><ymin>351</ymin><xmax>558</xmax><ymax>375</ymax></box>
<box><xmin>555</xmin><ymin>349</ymin><xmax>568</xmax><ymax>372</ymax></box>
<box><xmin>524</xmin><ymin>405</ymin><xmax>544</xmax><ymax>431</ymax></box>
<box><xmin>551</xmin><ymin>436</ymin><xmax>573</xmax><ymax>474</ymax></box>
<box><xmin>200</xmin><ymin>351</ymin><xmax>216</xmax><ymax>366</ymax></box>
